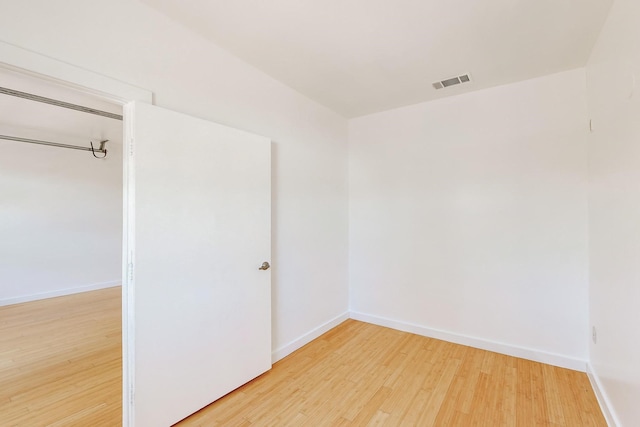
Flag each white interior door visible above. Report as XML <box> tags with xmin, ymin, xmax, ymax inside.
<box><xmin>124</xmin><ymin>101</ymin><xmax>271</xmax><ymax>426</ymax></box>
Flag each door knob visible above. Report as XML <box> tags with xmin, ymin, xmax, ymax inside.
<box><xmin>258</xmin><ymin>261</ymin><xmax>270</xmax><ymax>270</ymax></box>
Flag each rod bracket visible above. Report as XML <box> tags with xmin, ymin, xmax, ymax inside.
<box><xmin>91</xmin><ymin>140</ymin><xmax>108</xmax><ymax>158</ymax></box>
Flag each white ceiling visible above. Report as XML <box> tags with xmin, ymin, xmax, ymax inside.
<box><xmin>142</xmin><ymin>0</ymin><xmax>613</xmax><ymax>118</ymax></box>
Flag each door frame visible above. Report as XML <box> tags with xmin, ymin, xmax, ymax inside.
<box><xmin>0</xmin><ymin>39</ymin><xmax>153</xmax><ymax>427</ymax></box>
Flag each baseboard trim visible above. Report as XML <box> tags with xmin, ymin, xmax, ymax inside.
<box><xmin>0</xmin><ymin>281</ymin><xmax>121</xmax><ymax>306</ymax></box>
<box><xmin>272</xmin><ymin>311</ymin><xmax>350</xmax><ymax>363</ymax></box>
<box><xmin>587</xmin><ymin>363</ymin><xmax>620</xmax><ymax>426</ymax></box>
<box><xmin>350</xmin><ymin>311</ymin><xmax>587</xmax><ymax>372</ymax></box>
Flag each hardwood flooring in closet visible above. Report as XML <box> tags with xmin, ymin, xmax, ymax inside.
<box><xmin>0</xmin><ymin>287</ymin><xmax>121</xmax><ymax>426</ymax></box>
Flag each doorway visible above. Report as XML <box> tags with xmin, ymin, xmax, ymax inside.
<box><xmin>0</xmin><ymin>66</ymin><xmax>124</xmax><ymax>424</ymax></box>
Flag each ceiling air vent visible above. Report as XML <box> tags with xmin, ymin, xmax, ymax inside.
<box><xmin>433</xmin><ymin>74</ymin><xmax>471</xmax><ymax>90</ymax></box>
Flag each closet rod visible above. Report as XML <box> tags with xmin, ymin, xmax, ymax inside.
<box><xmin>0</xmin><ymin>86</ymin><xmax>123</xmax><ymax>121</ymax></box>
<box><xmin>0</xmin><ymin>134</ymin><xmax>107</xmax><ymax>155</ymax></box>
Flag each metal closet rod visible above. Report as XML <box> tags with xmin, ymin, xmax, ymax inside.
<box><xmin>0</xmin><ymin>134</ymin><xmax>108</xmax><ymax>156</ymax></box>
<box><xmin>0</xmin><ymin>86</ymin><xmax>123</xmax><ymax>121</ymax></box>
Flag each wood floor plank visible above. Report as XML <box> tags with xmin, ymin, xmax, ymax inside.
<box><xmin>349</xmin><ymin>386</ymin><xmax>392</xmax><ymax>426</ymax></box>
<box><xmin>414</xmin><ymin>358</ymin><xmax>460</xmax><ymax>426</ymax></box>
<box><xmin>543</xmin><ymin>363</ymin><xmax>567</xmax><ymax>425</ymax></box>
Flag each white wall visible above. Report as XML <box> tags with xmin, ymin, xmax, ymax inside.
<box><xmin>0</xmin><ymin>142</ymin><xmax>122</xmax><ymax>304</ymax></box>
<box><xmin>586</xmin><ymin>0</ymin><xmax>640</xmax><ymax>424</ymax></box>
<box><xmin>0</xmin><ymin>0</ymin><xmax>348</xmax><ymax>356</ymax></box>
<box><xmin>349</xmin><ymin>69</ymin><xmax>589</xmax><ymax>368</ymax></box>
<box><xmin>0</xmin><ymin>68</ymin><xmax>123</xmax><ymax>305</ymax></box>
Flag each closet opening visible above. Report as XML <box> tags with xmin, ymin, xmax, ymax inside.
<box><xmin>0</xmin><ymin>66</ymin><xmax>124</xmax><ymax>424</ymax></box>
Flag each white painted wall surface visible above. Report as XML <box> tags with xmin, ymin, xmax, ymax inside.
<box><xmin>349</xmin><ymin>69</ymin><xmax>589</xmax><ymax>366</ymax></box>
<box><xmin>0</xmin><ymin>141</ymin><xmax>122</xmax><ymax>304</ymax></box>
<box><xmin>0</xmin><ymin>0</ymin><xmax>348</xmax><ymax>356</ymax></box>
<box><xmin>586</xmin><ymin>0</ymin><xmax>640</xmax><ymax>424</ymax></box>
<box><xmin>0</xmin><ymin>68</ymin><xmax>123</xmax><ymax>305</ymax></box>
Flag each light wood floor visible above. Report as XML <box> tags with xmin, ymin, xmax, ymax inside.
<box><xmin>1</xmin><ymin>290</ymin><xmax>605</xmax><ymax>426</ymax></box>
<box><xmin>0</xmin><ymin>287</ymin><xmax>122</xmax><ymax>426</ymax></box>
<box><xmin>178</xmin><ymin>320</ymin><xmax>606</xmax><ymax>426</ymax></box>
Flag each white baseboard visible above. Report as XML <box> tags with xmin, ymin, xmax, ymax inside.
<box><xmin>587</xmin><ymin>363</ymin><xmax>620</xmax><ymax>426</ymax></box>
<box><xmin>350</xmin><ymin>311</ymin><xmax>587</xmax><ymax>372</ymax></box>
<box><xmin>0</xmin><ymin>280</ymin><xmax>121</xmax><ymax>306</ymax></box>
<box><xmin>272</xmin><ymin>311</ymin><xmax>350</xmax><ymax>363</ymax></box>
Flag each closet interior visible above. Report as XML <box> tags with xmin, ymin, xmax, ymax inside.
<box><xmin>0</xmin><ymin>67</ymin><xmax>123</xmax><ymax>424</ymax></box>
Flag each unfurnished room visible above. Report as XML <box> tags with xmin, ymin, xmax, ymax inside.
<box><xmin>0</xmin><ymin>0</ymin><xmax>638</xmax><ymax>426</ymax></box>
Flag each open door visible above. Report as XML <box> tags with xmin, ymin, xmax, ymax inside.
<box><xmin>123</xmin><ymin>102</ymin><xmax>271</xmax><ymax>426</ymax></box>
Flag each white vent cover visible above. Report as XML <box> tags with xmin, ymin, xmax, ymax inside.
<box><xmin>433</xmin><ymin>74</ymin><xmax>471</xmax><ymax>90</ymax></box>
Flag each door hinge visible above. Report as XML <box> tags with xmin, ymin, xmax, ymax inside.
<box><xmin>129</xmin><ymin>138</ymin><xmax>134</xmax><ymax>156</ymax></box>
<box><xmin>128</xmin><ymin>262</ymin><xmax>134</xmax><ymax>282</ymax></box>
